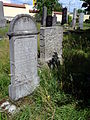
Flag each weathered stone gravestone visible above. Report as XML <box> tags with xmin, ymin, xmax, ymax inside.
<box><xmin>8</xmin><ymin>14</ymin><xmax>39</xmax><ymax>101</ymax></box>
<box><xmin>40</xmin><ymin>26</ymin><xmax>63</xmax><ymax>62</ymax></box>
<box><xmin>41</xmin><ymin>6</ymin><xmax>47</xmax><ymax>27</ymax></box>
<box><xmin>52</xmin><ymin>13</ymin><xmax>57</xmax><ymax>26</ymax></box>
<box><xmin>62</xmin><ymin>7</ymin><xmax>67</xmax><ymax>25</ymax></box>
<box><xmin>72</xmin><ymin>8</ymin><xmax>77</xmax><ymax>29</ymax></box>
<box><xmin>79</xmin><ymin>13</ymin><xmax>84</xmax><ymax>29</ymax></box>
<box><xmin>0</xmin><ymin>1</ymin><xmax>6</xmax><ymax>27</ymax></box>
<box><xmin>46</xmin><ymin>16</ymin><xmax>52</xmax><ymax>27</ymax></box>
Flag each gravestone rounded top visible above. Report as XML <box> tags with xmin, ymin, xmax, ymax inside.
<box><xmin>8</xmin><ymin>14</ymin><xmax>37</xmax><ymax>36</ymax></box>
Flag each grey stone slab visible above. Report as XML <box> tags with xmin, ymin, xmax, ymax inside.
<box><xmin>0</xmin><ymin>1</ymin><xmax>6</xmax><ymax>27</ymax></box>
<box><xmin>8</xmin><ymin>14</ymin><xmax>39</xmax><ymax>101</ymax></box>
<box><xmin>72</xmin><ymin>8</ymin><xmax>77</xmax><ymax>29</ymax></box>
<box><xmin>41</xmin><ymin>6</ymin><xmax>47</xmax><ymax>27</ymax></box>
<box><xmin>79</xmin><ymin>13</ymin><xmax>84</xmax><ymax>29</ymax></box>
<box><xmin>62</xmin><ymin>7</ymin><xmax>67</xmax><ymax>25</ymax></box>
<box><xmin>40</xmin><ymin>26</ymin><xmax>63</xmax><ymax>62</ymax></box>
<box><xmin>52</xmin><ymin>14</ymin><xmax>57</xmax><ymax>26</ymax></box>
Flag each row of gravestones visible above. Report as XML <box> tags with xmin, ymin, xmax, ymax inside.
<box><xmin>72</xmin><ymin>8</ymin><xmax>84</xmax><ymax>29</ymax></box>
<box><xmin>62</xmin><ymin>8</ymin><xmax>84</xmax><ymax>29</ymax></box>
<box><xmin>41</xmin><ymin>6</ymin><xmax>67</xmax><ymax>27</ymax></box>
<box><xmin>41</xmin><ymin>6</ymin><xmax>57</xmax><ymax>27</ymax></box>
<box><xmin>0</xmin><ymin>1</ymin><xmax>84</xmax><ymax>29</ymax></box>
<box><xmin>41</xmin><ymin>6</ymin><xmax>84</xmax><ymax>29</ymax></box>
<box><xmin>8</xmin><ymin>14</ymin><xmax>63</xmax><ymax>101</ymax></box>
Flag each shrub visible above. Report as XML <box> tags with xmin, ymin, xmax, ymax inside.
<box><xmin>85</xmin><ymin>19</ymin><xmax>90</xmax><ymax>23</ymax></box>
<box><xmin>68</xmin><ymin>15</ymin><xmax>72</xmax><ymax>25</ymax></box>
<box><xmin>63</xmin><ymin>30</ymin><xmax>90</xmax><ymax>105</ymax></box>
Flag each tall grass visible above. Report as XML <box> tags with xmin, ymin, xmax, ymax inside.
<box><xmin>0</xmin><ymin>24</ymin><xmax>9</xmax><ymax>37</ymax></box>
<box><xmin>10</xmin><ymin>66</ymin><xmax>90</xmax><ymax>120</ymax></box>
<box><xmin>63</xmin><ymin>30</ymin><xmax>90</xmax><ymax>105</ymax></box>
<box><xmin>0</xmin><ymin>39</ymin><xmax>10</xmax><ymax>99</ymax></box>
<box><xmin>0</xmin><ymin>23</ymin><xmax>90</xmax><ymax>120</ymax></box>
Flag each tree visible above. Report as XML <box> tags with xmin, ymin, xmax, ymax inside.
<box><xmin>81</xmin><ymin>0</ymin><xmax>90</xmax><ymax>11</ymax></box>
<box><xmin>77</xmin><ymin>9</ymin><xmax>86</xmax><ymax>14</ymax></box>
<box><xmin>36</xmin><ymin>0</ymin><xmax>62</xmax><ymax>16</ymax></box>
<box><xmin>54</xmin><ymin>2</ymin><xmax>62</xmax><ymax>12</ymax></box>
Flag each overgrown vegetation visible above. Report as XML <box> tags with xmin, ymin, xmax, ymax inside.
<box><xmin>63</xmin><ymin>29</ymin><xmax>90</xmax><ymax>106</ymax></box>
<box><xmin>0</xmin><ymin>24</ymin><xmax>9</xmax><ymax>37</ymax></box>
<box><xmin>0</xmin><ymin>25</ymin><xmax>90</xmax><ymax>120</ymax></box>
<box><xmin>10</xmin><ymin>66</ymin><xmax>90</xmax><ymax>120</ymax></box>
<box><xmin>0</xmin><ymin>40</ymin><xmax>10</xmax><ymax>99</ymax></box>
<box><xmin>36</xmin><ymin>0</ymin><xmax>62</xmax><ymax>16</ymax></box>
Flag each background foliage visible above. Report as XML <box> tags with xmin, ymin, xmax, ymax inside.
<box><xmin>36</xmin><ymin>0</ymin><xmax>62</xmax><ymax>16</ymax></box>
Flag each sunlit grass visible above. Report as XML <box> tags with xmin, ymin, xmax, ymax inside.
<box><xmin>0</xmin><ymin>39</ymin><xmax>10</xmax><ymax>99</ymax></box>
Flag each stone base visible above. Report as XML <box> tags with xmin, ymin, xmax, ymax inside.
<box><xmin>9</xmin><ymin>78</ymin><xmax>39</xmax><ymax>101</ymax></box>
<box><xmin>0</xmin><ymin>19</ymin><xmax>6</xmax><ymax>28</ymax></box>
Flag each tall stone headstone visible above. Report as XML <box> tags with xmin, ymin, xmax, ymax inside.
<box><xmin>72</xmin><ymin>8</ymin><xmax>77</xmax><ymax>29</ymax></box>
<box><xmin>40</xmin><ymin>26</ymin><xmax>63</xmax><ymax>62</ymax></box>
<box><xmin>0</xmin><ymin>1</ymin><xmax>6</xmax><ymax>27</ymax></box>
<box><xmin>41</xmin><ymin>6</ymin><xmax>47</xmax><ymax>27</ymax></box>
<box><xmin>79</xmin><ymin>13</ymin><xmax>84</xmax><ymax>29</ymax></box>
<box><xmin>62</xmin><ymin>7</ymin><xmax>67</xmax><ymax>25</ymax></box>
<box><xmin>46</xmin><ymin>16</ymin><xmax>52</xmax><ymax>27</ymax></box>
<box><xmin>52</xmin><ymin>13</ymin><xmax>57</xmax><ymax>26</ymax></box>
<box><xmin>8</xmin><ymin>14</ymin><xmax>39</xmax><ymax>101</ymax></box>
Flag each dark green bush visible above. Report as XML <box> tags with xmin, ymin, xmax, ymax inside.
<box><xmin>85</xmin><ymin>19</ymin><xmax>90</xmax><ymax>23</ymax></box>
<box><xmin>63</xmin><ymin>30</ymin><xmax>90</xmax><ymax>105</ymax></box>
<box><xmin>68</xmin><ymin>15</ymin><xmax>72</xmax><ymax>25</ymax></box>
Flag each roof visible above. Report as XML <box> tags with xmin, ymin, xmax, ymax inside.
<box><xmin>3</xmin><ymin>3</ymin><xmax>26</xmax><ymax>8</ymax></box>
<box><xmin>54</xmin><ymin>11</ymin><xmax>62</xmax><ymax>15</ymax></box>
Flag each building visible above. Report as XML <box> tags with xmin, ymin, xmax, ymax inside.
<box><xmin>3</xmin><ymin>2</ymin><xmax>38</xmax><ymax>21</ymax></box>
<box><xmin>3</xmin><ymin>2</ymin><xmax>90</xmax><ymax>23</ymax></box>
<box><xmin>52</xmin><ymin>11</ymin><xmax>62</xmax><ymax>23</ymax></box>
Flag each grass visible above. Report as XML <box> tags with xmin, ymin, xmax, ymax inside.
<box><xmin>0</xmin><ymin>39</ymin><xmax>10</xmax><ymax>99</ymax></box>
<box><xmin>75</xmin><ymin>23</ymin><xmax>90</xmax><ymax>30</ymax></box>
<box><xmin>10</xmin><ymin>66</ymin><xmax>90</xmax><ymax>120</ymax></box>
<box><xmin>0</xmin><ymin>24</ymin><xmax>90</xmax><ymax>120</ymax></box>
<box><xmin>83</xmin><ymin>23</ymin><xmax>90</xmax><ymax>29</ymax></box>
<box><xmin>0</xmin><ymin>24</ymin><xmax>9</xmax><ymax>38</ymax></box>
<box><xmin>37</xmin><ymin>22</ymin><xmax>41</xmax><ymax>55</ymax></box>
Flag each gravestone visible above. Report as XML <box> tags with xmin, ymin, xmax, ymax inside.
<box><xmin>41</xmin><ymin>6</ymin><xmax>47</xmax><ymax>27</ymax></box>
<box><xmin>72</xmin><ymin>8</ymin><xmax>77</xmax><ymax>29</ymax></box>
<box><xmin>0</xmin><ymin>1</ymin><xmax>6</xmax><ymax>27</ymax></box>
<box><xmin>79</xmin><ymin>13</ymin><xmax>84</xmax><ymax>29</ymax></box>
<box><xmin>40</xmin><ymin>26</ymin><xmax>63</xmax><ymax>62</ymax></box>
<box><xmin>52</xmin><ymin>13</ymin><xmax>57</xmax><ymax>26</ymax></box>
<box><xmin>46</xmin><ymin>16</ymin><xmax>52</xmax><ymax>27</ymax></box>
<box><xmin>8</xmin><ymin>14</ymin><xmax>39</xmax><ymax>101</ymax></box>
<box><xmin>62</xmin><ymin>7</ymin><xmax>67</xmax><ymax>25</ymax></box>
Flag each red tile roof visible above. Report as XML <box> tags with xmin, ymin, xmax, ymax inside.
<box><xmin>54</xmin><ymin>11</ymin><xmax>62</xmax><ymax>15</ymax></box>
<box><xmin>3</xmin><ymin>3</ymin><xmax>26</xmax><ymax>8</ymax></box>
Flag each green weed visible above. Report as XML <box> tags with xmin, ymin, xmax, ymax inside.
<box><xmin>11</xmin><ymin>67</ymin><xmax>90</xmax><ymax>120</ymax></box>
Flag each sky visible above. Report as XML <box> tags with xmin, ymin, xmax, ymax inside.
<box><xmin>59</xmin><ymin>0</ymin><xmax>83</xmax><ymax>12</ymax></box>
<box><xmin>1</xmin><ymin>0</ymin><xmax>83</xmax><ymax>12</ymax></box>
